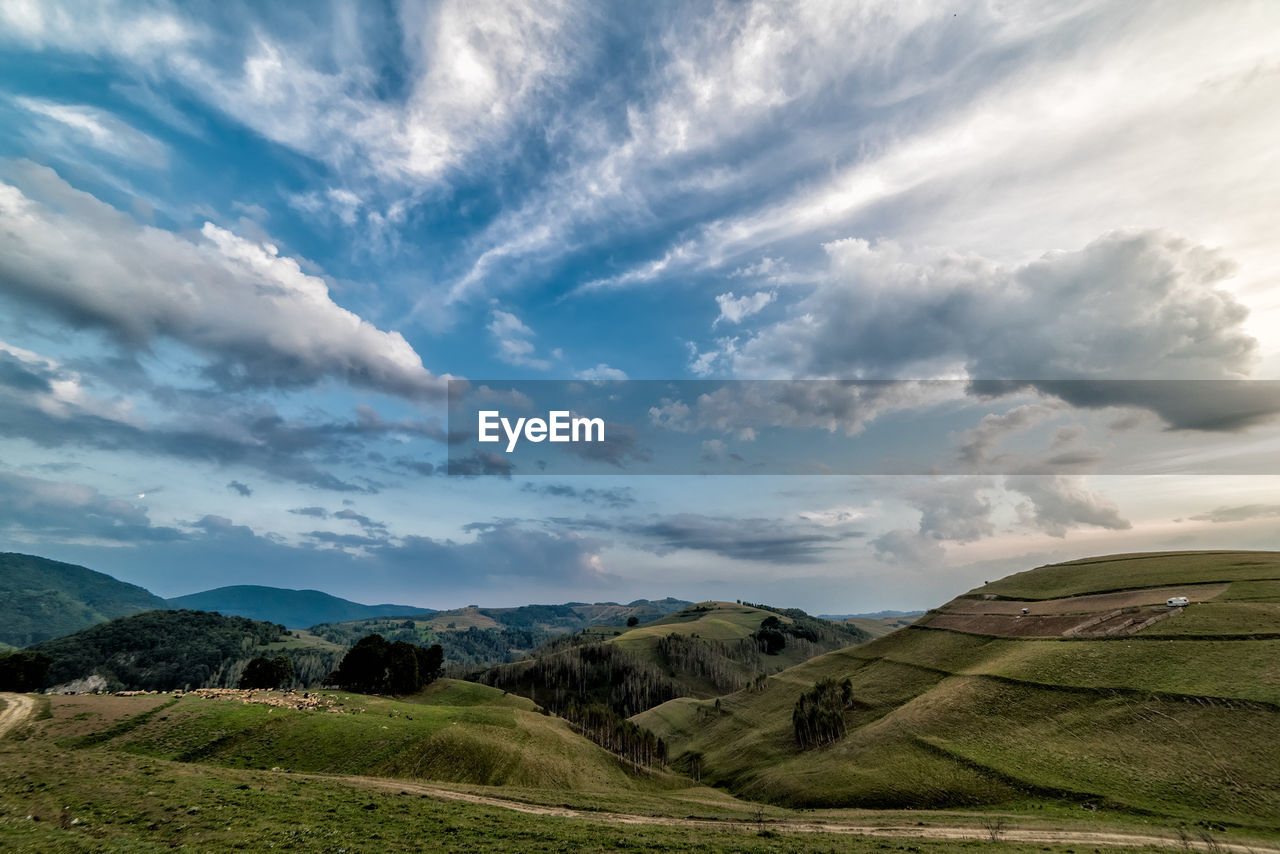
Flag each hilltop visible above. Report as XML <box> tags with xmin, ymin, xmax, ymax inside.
<box><xmin>0</xmin><ymin>552</ymin><xmax>168</xmax><ymax>647</ymax></box>
<box><xmin>637</xmin><ymin>551</ymin><xmax>1280</xmax><ymax>829</ymax></box>
<box><xmin>167</xmin><ymin>584</ymin><xmax>432</xmax><ymax>629</ymax></box>
<box><xmin>23</xmin><ymin>609</ymin><xmax>343</xmax><ymax>691</ymax></box>
<box><xmin>481</xmin><ymin>601</ymin><xmax>870</xmax><ymax>717</ymax></box>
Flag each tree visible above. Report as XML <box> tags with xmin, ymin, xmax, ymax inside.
<box><xmin>626</xmin><ymin>616</ymin><xmax>640</xmax><ymax>627</ymax></box>
<box><xmin>328</xmin><ymin>633</ymin><xmax>390</xmax><ymax>693</ymax></box>
<box><xmin>239</xmin><ymin>655</ymin><xmax>293</xmax><ymax>689</ymax></box>
<box><xmin>328</xmin><ymin>634</ymin><xmax>443</xmax><ymax>695</ymax></box>
<box><xmin>0</xmin><ymin>651</ymin><xmax>51</xmax><ymax>692</ymax></box>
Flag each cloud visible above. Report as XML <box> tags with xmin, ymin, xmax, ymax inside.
<box><xmin>584</xmin><ymin>512</ymin><xmax>863</xmax><ymax>563</ymax></box>
<box><xmin>289</xmin><ymin>506</ymin><xmax>329</xmax><ymax>519</ymax></box>
<box><xmin>956</xmin><ymin>404</ymin><xmax>1064</xmax><ymax>468</ymax></box>
<box><xmin>0</xmin><ymin>470</ymin><xmax>184</xmax><ymax>544</ymax></box>
<box><xmin>334</xmin><ymin>508</ymin><xmax>388</xmax><ymax>533</ymax></box>
<box><xmin>487</xmin><ymin>309</ymin><xmax>551</xmax><ymax>369</ymax></box>
<box><xmin>384</xmin><ymin>520</ymin><xmax>611</xmax><ymax>586</ymax></box>
<box><xmin>0</xmin><ymin>163</ymin><xmax>447</xmax><ymax>399</ymax></box>
<box><xmin>0</xmin><ymin>352</ymin><xmax>409</xmax><ymax>492</ymax></box>
<box><xmin>576</xmin><ymin>363</ymin><xmax>628</xmax><ymax>381</ymax></box>
<box><xmin>1006</xmin><ymin>475</ymin><xmax>1131</xmax><ymax>538</ymax></box>
<box><xmin>13</xmin><ymin>97</ymin><xmax>170</xmax><ymax>165</ymax></box>
<box><xmin>520</xmin><ymin>482</ymin><xmax>635</xmax><ymax>508</ymax></box>
<box><xmin>713</xmin><ymin>290</ymin><xmax>775</xmax><ymax>326</ymax></box>
<box><xmin>226</xmin><ymin>480</ymin><xmax>253</xmax><ymax>497</ymax></box>
<box><xmin>699</xmin><ymin>232</ymin><xmax>1259</xmax><ymax>428</ymax></box>
<box><xmin>1189</xmin><ymin>504</ymin><xmax>1280</xmax><ymax>524</ymax></box>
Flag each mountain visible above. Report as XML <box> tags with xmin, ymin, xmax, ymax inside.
<box><xmin>0</xmin><ymin>552</ymin><xmax>168</xmax><ymax>647</ymax></box>
<box><xmin>637</xmin><ymin>551</ymin><xmax>1280</xmax><ymax>829</ymax></box>
<box><xmin>166</xmin><ymin>585</ymin><xmax>433</xmax><ymax>629</ymax></box>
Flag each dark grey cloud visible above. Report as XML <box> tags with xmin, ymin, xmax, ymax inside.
<box><xmin>226</xmin><ymin>480</ymin><xmax>253</xmax><ymax>496</ymax></box>
<box><xmin>520</xmin><ymin>482</ymin><xmax>635</xmax><ymax>508</ymax></box>
<box><xmin>334</xmin><ymin>508</ymin><xmax>388</xmax><ymax>533</ymax></box>
<box><xmin>567</xmin><ymin>512</ymin><xmax>862</xmax><ymax>563</ymax></box>
<box><xmin>306</xmin><ymin>530</ymin><xmax>388</xmax><ymax>548</ymax></box>
<box><xmin>447</xmin><ymin>450</ymin><xmax>514</xmax><ymax>477</ymax></box>
<box><xmin>709</xmin><ymin>231</ymin><xmax>1264</xmax><ymax>430</ymax></box>
<box><xmin>0</xmin><ymin>358</ymin><xmax>456</xmax><ymax>492</ymax></box>
<box><xmin>289</xmin><ymin>506</ymin><xmax>329</xmax><ymax>518</ymax></box>
<box><xmin>1189</xmin><ymin>504</ymin><xmax>1280</xmax><ymax>524</ymax></box>
<box><xmin>393</xmin><ymin>457</ymin><xmax>437</xmax><ymax>477</ymax></box>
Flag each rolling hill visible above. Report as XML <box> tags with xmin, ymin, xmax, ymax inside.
<box><xmin>636</xmin><ymin>551</ymin><xmax>1280</xmax><ymax>829</ymax></box>
<box><xmin>36</xmin><ymin>678</ymin><xmax>674</xmax><ymax>793</ymax></box>
<box><xmin>0</xmin><ymin>552</ymin><xmax>168</xmax><ymax>647</ymax></box>
<box><xmin>481</xmin><ymin>601</ymin><xmax>871</xmax><ymax>717</ymax></box>
<box><xmin>25</xmin><ymin>609</ymin><xmax>343</xmax><ymax>691</ymax></box>
<box><xmin>166</xmin><ymin>584</ymin><xmax>432</xmax><ymax>628</ymax></box>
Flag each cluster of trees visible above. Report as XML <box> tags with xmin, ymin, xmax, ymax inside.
<box><xmin>792</xmin><ymin>676</ymin><xmax>855</xmax><ymax>749</ymax></box>
<box><xmin>0</xmin><ymin>650</ymin><xmax>51</xmax><ymax>691</ymax></box>
<box><xmin>655</xmin><ymin>633</ymin><xmax>762</xmax><ymax>693</ymax></box>
<box><xmin>239</xmin><ymin>655</ymin><xmax>294</xmax><ymax>689</ymax></box>
<box><xmin>327</xmin><ymin>634</ymin><xmax>443</xmax><ymax>695</ymax></box>
<box><xmin>559</xmin><ymin>699</ymin><xmax>667</xmax><ymax>770</ymax></box>
<box><xmin>742</xmin><ymin>602</ymin><xmax>870</xmax><ymax>647</ymax></box>
<box><xmin>26</xmin><ymin>610</ymin><xmax>290</xmax><ymax>692</ymax></box>
<box><xmin>481</xmin><ymin>642</ymin><xmax>682</xmax><ymax>718</ymax></box>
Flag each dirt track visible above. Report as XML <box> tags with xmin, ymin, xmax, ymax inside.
<box><xmin>334</xmin><ymin>774</ymin><xmax>1279</xmax><ymax>853</ymax></box>
<box><xmin>0</xmin><ymin>692</ymin><xmax>37</xmax><ymax>738</ymax></box>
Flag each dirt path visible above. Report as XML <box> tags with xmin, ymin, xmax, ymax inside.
<box><xmin>331</xmin><ymin>774</ymin><xmax>1278</xmax><ymax>853</ymax></box>
<box><xmin>0</xmin><ymin>692</ymin><xmax>37</xmax><ymax>738</ymax></box>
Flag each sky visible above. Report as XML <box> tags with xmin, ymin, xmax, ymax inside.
<box><xmin>1</xmin><ymin>0</ymin><xmax>1280</xmax><ymax>613</ymax></box>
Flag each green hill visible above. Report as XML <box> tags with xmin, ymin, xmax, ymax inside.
<box><xmin>166</xmin><ymin>584</ymin><xmax>432</xmax><ymax>629</ymax></box>
<box><xmin>39</xmin><ymin>678</ymin><xmax>672</xmax><ymax>793</ymax></box>
<box><xmin>481</xmin><ymin>601</ymin><xmax>870</xmax><ymax>717</ymax></box>
<box><xmin>637</xmin><ymin>552</ymin><xmax>1280</xmax><ymax>829</ymax></box>
<box><xmin>0</xmin><ymin>552</ymin><xmax>168</xmax><ymax>647</ymax></box>
<box><xmin>27</xmin><ymin>609</ymin><xmax>342</xmax><ymax>691</ymax></box>
<box><xmin>310</xmin><ymin>598</ymin><xmax>697</xmax><ymax>671</ymax></box>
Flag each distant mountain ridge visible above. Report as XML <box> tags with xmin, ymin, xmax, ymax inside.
<box><xmin>0</xmin><ymin>552</ymin><xmax>168</xmax><ymax>646</ymax></box>
<box><xmin>166</xmin><ymin>585</ymin><xmax>433</xmax><ymax>629</ymax></box>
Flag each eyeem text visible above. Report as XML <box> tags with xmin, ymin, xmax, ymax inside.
<box><xmin>478</xmin><ymin>410</ymin><xmax>605</xmax><ymax>453</ymax></box>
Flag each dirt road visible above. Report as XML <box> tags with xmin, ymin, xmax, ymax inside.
<box><xmin>336</xmin><ymin>774</ymin><xmax>1279</xmax><ymax>853</ymax></box>
<box><xmin>0</xmin><ymin>692</ymin><xmax>37</xmax><ymax>738</ymax></box>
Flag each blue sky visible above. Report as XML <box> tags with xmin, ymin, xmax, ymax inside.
<box><xmin>2</xmin><ymin>0</ymin><xmax>1280</xmax><ymax>612</ymax></box>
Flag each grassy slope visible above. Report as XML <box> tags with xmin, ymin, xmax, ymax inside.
<box><xmin>0</xmin><ymin>553</ymin><xmax>167</xmax><ymax>647</ymax></box>
<box><xmin>488</xmin><ymin>602</ymin><xmax>864</xmax><ymax>707</ymax></box>
<box><xmin>7</xmin><ymin>684</ymin><xmax>1265</xmax><ymax>852</ymax></box>
<box><xmin>638</xmin><ymin>552</ymin><xmax>1280</xmax><ymax>828</ymax></box>
<box><xmin>43</xmin><ymin>679</ymin><xmax>664</xmax><ymax>792</ymax></box>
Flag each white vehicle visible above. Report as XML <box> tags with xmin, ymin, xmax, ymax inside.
<box><xmin>1166</xmin><ymin>596</ymin><xmax>1190</xmax><ymax>608</ymax></box>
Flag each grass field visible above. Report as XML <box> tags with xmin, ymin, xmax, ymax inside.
<box><xmin>4</xmin><ymin>683</ymin><xmax>1271</xmax><ymax>853</ymax></box>
<box><xmin>37</xmin><ymin>680</ymin><xmax>669</xmax><ymax>792</ymax></box>
<box><xmin>639</xmin><ymin>553</ymin><xmax>1280</xmax><ymax>829</ymax></box>
<box><xmin>975</xmin><ymin>551</ymin><xmax>1280</xmax><ymax>600</ymax></box>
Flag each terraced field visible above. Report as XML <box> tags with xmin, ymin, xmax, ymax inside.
<box><xmin>638</xmin><ymin>552</ymin><xmax>1280</xmax><ymax>829</ymax></box>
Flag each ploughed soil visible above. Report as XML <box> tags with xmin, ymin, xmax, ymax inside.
<box><xmin>915</xmin><ymin>583</ymin><xmax>1225</xmax><ymax>638</ymax></box>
